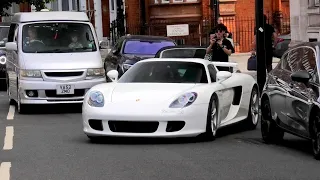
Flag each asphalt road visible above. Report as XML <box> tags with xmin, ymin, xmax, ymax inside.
<box><xmin>0</xmin><ymin>91</ymin><xmax>320</xmax><ymax>180</ymax></box>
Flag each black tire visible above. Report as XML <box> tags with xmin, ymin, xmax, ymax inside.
<box><xmin>246</xmin><ymin>86</ymin><xmax>259</xmax><ymax>130</ymax></box>
<box><xmin>311</xmin><ymin>111</ymin><xmax>320</xmax><ymax>160</ymax></box>
<box><xmin>261</xmin><ymin>98</ymin><xmax>284</xmax><ymax>144</ymax></box>
<box><xmin>203</xmin><ymin>94</ymin><xmax>219</xmax><ymax>141</ymax></box>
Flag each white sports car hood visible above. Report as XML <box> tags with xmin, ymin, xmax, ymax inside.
<box><xmin>110</xmin><ymin>83</ymin><xmax>196</xmax><ymax>104</ymax></box>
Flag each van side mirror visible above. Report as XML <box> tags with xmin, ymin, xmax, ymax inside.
<box><xmin>99</xmin><ymin>40</ymin><xmax>109</xmax><ymax>49</ymax></box>
<box><xmin>6</xmin><ymin>42</ymin><xmax>17</xmax><ymax>51</ymax></box>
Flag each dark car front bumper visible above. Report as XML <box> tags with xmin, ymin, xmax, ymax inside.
<box><xmin>0</xmin><ymin>64</ymin><xmax>6</xmax><ymax>79</ymax></box>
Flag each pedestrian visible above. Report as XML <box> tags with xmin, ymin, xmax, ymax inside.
<box><xmin>205</xmin><ymin>24</ymin><xmax>235</xmax><ymax>71</ymax></box>
<box><xmin>252</xmin><ymin>15</ymin><xmax>277</xmax><ymax>72</ymax></box>
<box><xmin>214</xmin><ymin>17</ymin><xmax>232</xmax><ymax>39</ymax></box>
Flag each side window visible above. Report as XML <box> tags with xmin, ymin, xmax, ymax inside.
<box><xmin>207</xmin><ymin>64</ymin><xmax>217</xmax><ymax>82</ymax></box>
<box><xmin>13</xmin><ymin>25</ymin><xmax>19</xmax><ymax>42</ymax></box>
<box><xmin>280</xmin><ymin>51</ymin><xmax>292</xmax><ymax>72</ymax></box>
<box><xmin>7</xmin><ymin>24</ymin><xmax>17</xmax><ymax>42</ymax></box>
<box><xmin>287</xmin><ymin>47</ymin><xmax>316</xmax><ymax>73</ymax></box>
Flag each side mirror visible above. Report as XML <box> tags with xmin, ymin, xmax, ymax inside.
<box><xmin>291</xmin><ymin>70</ymin><xmax>311</xmax><ymax>84</ymax></box>
<box><xmin>107</xmin><ymin>70</ymin><xmax>119</xmax><ymax>82</ymax></box>
<box><xmin>217</xmin><ymin>71</ymin><xmax>232</xmax><ymax>81</ymax></box>
<box><xmin>6</xmin><ymin>42</ymin><xmax>17</xmax><ymax>51</ymax></box>
<box><xmin>99</xmin><ymin>40</ymin><xmax>109</xmax><ymax>49</ymax></box>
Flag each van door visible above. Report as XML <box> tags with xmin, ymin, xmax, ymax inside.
<box><xmin>6</xmin><ymin>23</ymin><xmax>19</xmax><ymax>100</ymax></box>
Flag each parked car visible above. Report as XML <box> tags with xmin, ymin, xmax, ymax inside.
<box><xmin>5</xmin><ymin>11</ymin><xmax>106</xmax><ymax>114</ymax></box>
<box><xmin>0</xmin><ymin>22</ymin><xmax>10</xmax><ymax>91</ymax></box>
<box><xmin>273</xmin><ymin>33</ymin><xmax>290</xmax><ymax>58</ymax></box>
<box><xmin>261</xmin><ymin>42</ymin><xmax>320</xmax><ymax>160</ymax></box>
<box><xmin>104</xmin><ymin>35</ymin><xmax>176</xmax><ymax>81</ymax></box>
<box><xmin>83</xmin><ymin>58</ymin><xmax>258</xmax><ymax>141</ymax></box>
<box><xmin>155</xmin><ymin>45</ymin><xmax>240</xmax><ymax>73</ymax></box>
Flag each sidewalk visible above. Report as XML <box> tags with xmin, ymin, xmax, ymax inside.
<box><xmin>230</xmin><ymin>53</ymin><xmax>279</xmax><ymax>71</ymax></box>
<box><xmin>229</xmin><ymin>53</ymin><xmax>280</xmax><ymax>79</ymax></box>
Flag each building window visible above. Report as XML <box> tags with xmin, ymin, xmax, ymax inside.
<box><xmin>62</xmin><ymin>0</ymin><xmax>69</xmax><ymax>11</ymax></box>
<box><xmin>161</xmin><ymin>0</ymin><xmax>170</xmax><ymax>3</ymax></box>
<box><xmin>173</xmin><ymin>0</ymin><xmax>183</xmax><ymax>2</ymax></box>
<box><xmin>111</xmin><ymin>0</ymin><xmax>115</xmax><ymax>10</ymax></box>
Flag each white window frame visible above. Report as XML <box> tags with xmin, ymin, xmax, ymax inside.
<box><xmin>161</xmin><ymin>0</ymin><xmax>170</xmax><ymax>3</ymax></box>
<box><xmin>173</xmin><ymin>0</ymin><xmax>183</xmax><ymax>2</ymax></box>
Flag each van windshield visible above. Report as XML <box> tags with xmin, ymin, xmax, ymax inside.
<box><xmin>22</xmin><ymin>23</ymin><xmax>97</xmax><ymax>53</ymax></box>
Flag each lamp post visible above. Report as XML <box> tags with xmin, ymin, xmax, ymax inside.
<box><xmin>211</xmin><ymin>0</ymin><xmax>220</xmax><ymax>27</ymax></box>
<box><xmin>255</xmin><ymin>0</ymin><xmax>266</xmax><ymax>95</ymax></box>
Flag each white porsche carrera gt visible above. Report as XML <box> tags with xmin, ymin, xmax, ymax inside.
<box><xmin>82</xmin><ymin>58</ymin><xmax>259</xmax><ymax>141</ymax></box>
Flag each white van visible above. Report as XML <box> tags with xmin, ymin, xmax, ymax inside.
<box><xmin>5</xmin><ymin>11</ymin><xmax>106</xmax><ymax>113</ymax></box>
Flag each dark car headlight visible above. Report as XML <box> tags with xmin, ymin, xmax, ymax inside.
<box><xmin>0</xmin><ymin>56</ymin><xmax>6</xmax><ymax>65</ymax></box>
<box><xmin>122</xmin><ymin>63</ymin><xmax>132</xmax><ymax>71</ymax></box>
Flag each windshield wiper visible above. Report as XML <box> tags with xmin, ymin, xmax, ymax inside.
<box><xmin>36</xmin><ymin>49</ymin><xmax>71</xmax><ymax>53</ymax></box>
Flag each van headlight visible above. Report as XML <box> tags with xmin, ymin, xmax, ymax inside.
<box><xmin>86</xmin><ymin>68</ymin><xmax>105</xmax><ymax>78</ymax></box>
<box><xmin>88</xmin><ymin>91</ymin><xmax>104</xmax><ymax>107</ymax></box>
<box><xmin>20</xmin><ymin>70</ymin><xmax>42</xmax><ymax>78</ymax></box>
<box><xmin>0</xmin><ymin>56</ymin><xmax>6</xmax><ymax>65</ymax></box>
<box><xmin>169</xmin><ymin>92</ymin><xmax>198</xmax><ymax>108</ymax></box>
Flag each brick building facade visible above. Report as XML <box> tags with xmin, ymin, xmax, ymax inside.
<box><xmin>124</xmin><ymin>0</ymin><xmax>290</xmax><ymax>52</ymax></box>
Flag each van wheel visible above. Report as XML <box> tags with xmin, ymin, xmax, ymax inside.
<box><xmin>17</xmin><ymin>91</ymin><xmax>28</xmax><ymax>114</ymax></box>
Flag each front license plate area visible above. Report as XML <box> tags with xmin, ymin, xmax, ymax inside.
<box><xmin>56</xmin><ymin>84</ymin><xmax>75</xmax><ymax>95</ymax></box>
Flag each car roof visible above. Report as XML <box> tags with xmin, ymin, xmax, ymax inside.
<box><xmin>11</xmin><ymin>11</ymin><xmax>89</xmax><ymax>23</ymax></box>
<box><xmin>123</xmin><ymin>35</ymin><xmax>175</xmax><ymax>41</ymax></box>
<box><xmin>154</xmin><ymin>45</ymin><xmax>207</xmax><ymax>57</ymax></box>
<box><xmin>290</xmin><ymin>42</ymin><xmax>320</xmax><ymax>49</ymax></box>
<box><xmin>137</xmin><ymin>58</ymin><xmax>210</xmax><ymax>65</ymax></box>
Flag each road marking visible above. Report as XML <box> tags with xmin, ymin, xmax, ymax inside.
<box><xmin>0</xmin><ymin>162</ymin><xmax>11</xmax><ymax>180</ymax></box>
<box><xmin>3</xmin><ymin>126</ymin><xmax>14</xmax><ymax>150</ymax></box>
<box><xmin>7</xmin><ymin>105</ymin><xmax>15</xmax><ymax>120</ymax></box>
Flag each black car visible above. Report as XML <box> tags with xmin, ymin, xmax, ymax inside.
<box><xmin>0</xmin><ymin>22</ymin><xmax>10</xmax><ymax>91</ymax></box>
<box><xmin>104</xmin><ymin>35</ymin><xmax>176</xmax><ymax>80</ymax></box>
<box><xmin>155</xmin><ymin>45</ymin><xmax>240</xmax><ymax>73</ymax></box>
<box><xmin>261</xmin><ymin>42</ymin><xmax>320</xmax><ymax>159</ymax></box>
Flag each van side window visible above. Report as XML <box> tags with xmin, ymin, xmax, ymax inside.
<box><xmin>8</xmin><ymin>24</ymin><xmax>17</xmax><ymax>42</ymax></box>
<box><xmin>14</xmin><ymin>25</ymin><xmax>19</xmax><ymax>42</ymax></box>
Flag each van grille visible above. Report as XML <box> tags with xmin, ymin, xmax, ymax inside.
<box><xmin>44</xmin><ymin>71</ymin><xmax>84</xmax><ymax>77</ymax></box>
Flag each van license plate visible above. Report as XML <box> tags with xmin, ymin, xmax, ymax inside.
<box><xmin>56</xmin><ymin>85</ymin><xmax>74</xmax><ymax>95</ymax></box>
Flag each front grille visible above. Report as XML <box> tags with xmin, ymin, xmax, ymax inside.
<box><xmin>44</xmin><ymin>71</ymin><xmax>83</xmax><ymax>77</ymax></box>
<box><xmin>45</xmin><ymin>89</ymin><xmax>85</xmax><ymax>97</ymax></box>
<box><xmin>108</xmin><ymin>121</ymin><xmax>159</xmax><ymax>133</ymax></box>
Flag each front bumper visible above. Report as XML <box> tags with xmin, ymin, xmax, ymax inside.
<box><xmin>82</xmin><ymin>103</ymin><xmax>209</xmax><ymax>138</ymax></box>
<box><xmin>19</xmin><ymin>78</ymin><xmax>106</xmax><ymax>104</ymax></box>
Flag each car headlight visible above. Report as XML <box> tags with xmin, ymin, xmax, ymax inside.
<box><xmin>20</xmin><ymin>70</ymin><xmax>42</xmax><ymax>78</ymax></box>
<box><xmin>122</xmin><ymin>63</ymin><xmax>132</xmax><ymax>71</ymax></box>
<box><xmin>86</xmin><ymin>68</ymin><xmax>105</xmax><ymax>78</ymax></box>
<box><xmin>88</xmin><ymin>91</ymin><xmax>104</xmax><ymax>107</ymax></box>
<box><xmin>0</xmin><ymin>56</ymin><xmax>6</xmax><ymax>65</ymax></box>
<box><xmin>169</xmin><ymin>92</ymin><xmax>197</xmax><ymax>108</ymax></box>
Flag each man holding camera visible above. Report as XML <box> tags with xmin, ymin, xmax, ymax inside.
<box><xmin>206</xmin><ymin>24</ymin><xmax>235</xmax><ymax>71</ymax></box>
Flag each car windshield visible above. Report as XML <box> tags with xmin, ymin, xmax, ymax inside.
<box><xmin>0</xmin><ymin>27</ymin><xmax>9</xmax><ymax>47</ymax></box>
<box><xmin>118</xmin><ymin>61</ymin><xmax>208</xmax><ymax>83</ymax></box>
<box><xmin>160</xmin><ymin>48</ymin><xmax>206</xmax><ymax>58</ymax></box>
<box><xmin>123</xmin><ymin>40</ymin><xmax>175</xmax><ymax>55</ymax></box>
<box><xmin>22</xmin><ymin>22</ymin><xmax>97</xmax><ymax>53</ymax></box>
